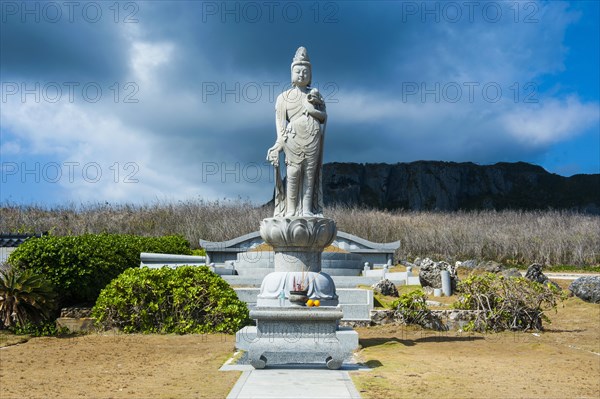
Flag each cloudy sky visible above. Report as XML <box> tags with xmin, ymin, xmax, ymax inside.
<box><xmin>1</xmin><ymin>0</ymin><xmax>598</xmax><ymax>206</ymax></box>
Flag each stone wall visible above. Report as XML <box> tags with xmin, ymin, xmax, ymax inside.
<box><xmin>430</xmin><ymin>309</ymin><xmax>483</xmax><ymax>331</ymax></box>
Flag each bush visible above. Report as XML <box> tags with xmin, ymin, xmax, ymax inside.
<box><xmin>453</xmin><ymin>273</ymin><xmax>566</xmax><ymax>332</ymax></box>
<box><xmin>8</xmin><ymin>234</ymin><xmax>192</xmax><ymax>306</ymax></box>
<box><xmin>191</xmin><ymin>248</ymin><xmax>207</xmax><ymax>256</ymax></box>
<box><xmin>10</xmin><ymin>321</ymin><xmax>66</xmax><ymax>337</ymax></box>
<box><xmin>390</xmin><ymin>289</ymin><xmax>436</xmax><ymax>328</ymax></box>
<box><xmin>0</xmin><ymin>266</ymin><xmax>57</xmax><ymax>330</ymax></box>
<box><xmin>92</xmin><ymin>266</ymin><xmax>249</xmax><ymax>334</ymax></box>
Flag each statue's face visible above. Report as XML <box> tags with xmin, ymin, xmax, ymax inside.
<box><xmin>292</xmin><ymin>65</ymin><xmax>311</xmax><ymax>87</ymax></box>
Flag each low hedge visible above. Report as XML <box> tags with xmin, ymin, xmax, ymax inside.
<box><xmin>92</xmin><ymin>266</ymin><xmax>249</xmax><ymax>334</ymax></box>
<box><xmin>8</xmin><ymin>234</ymin><xmax>191</xmax><ymax>306</ymax></box>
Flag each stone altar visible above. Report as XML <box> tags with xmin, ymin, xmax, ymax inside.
<box><xmin>245</xmin><ymin>47</ymin><xmax>358</xmax><ymax>369</ymax></box>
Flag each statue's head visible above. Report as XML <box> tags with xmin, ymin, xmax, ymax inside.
<box><xmin>291</xmin><ymin>46</ymin><xmax>311</xmax><ymax>87</ymax></box>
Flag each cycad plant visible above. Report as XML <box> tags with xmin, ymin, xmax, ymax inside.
<box><xmin>0</xmin><ymin>265</ymin><xmax>57</xmax><ymax>329</ymax></box>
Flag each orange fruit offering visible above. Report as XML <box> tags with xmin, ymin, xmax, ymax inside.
<box><xmin>313</xmin><ymin>299</ymin><xmax>320</xmax><ymax>307</ymax></box>
<box><xmin>306</xmin><ymin>299</ymin><xmax>314</xmax><ymax>307</ymax></box>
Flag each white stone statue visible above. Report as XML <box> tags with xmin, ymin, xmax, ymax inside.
<box><xmin>257</xmin><ymin>46</ymin><xmax>338</xmax><ymax>306</ymax></box>
<box><xmin>267</xmin><ymin>46</ymin><xmax>327</xmax><ymax>217</ymax></box>
<box><xmin>248</xmin><ymin>46</ymin><xmax>355</xmax><ymax>372</ymax></box>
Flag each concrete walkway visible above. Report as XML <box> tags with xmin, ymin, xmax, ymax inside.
<box><xmin>544</xmin><ymin>272</ymin><xmax>599</xmax><ymax>280</ymax></box>
<box><xmin>224</xmin><ymin>366</ymin><xmax>363</xmax><ymax>399</ymax></box>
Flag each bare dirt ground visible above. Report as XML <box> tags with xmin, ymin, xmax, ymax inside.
<box><xmin>351</xmin><ymin>295</ymin><xmax>600</xmax><ymax>399</ymax></box>
<box><xmin>1</xmin><ymin>284</ymin><xmax>598</xmax><ymax>399</ymax></box>
<box><xmin>0</xmin><ymin>333</ymin><xmax>240</xmax><ymax>399</ymax></box>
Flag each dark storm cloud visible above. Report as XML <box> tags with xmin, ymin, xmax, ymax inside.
<box><xmin>129</xmin><ymin>2</ymin><xmax>409</xmax><ymax>89</ymax></box>
<box><xmin>1</xmin><ymin>1</ymin><xmax>597</xmax><ymax>204</ymax></box>
<box><xmin>1</xmin><ymin>12</ymin><xmax>128</xmax><ymax>82</ymax></box>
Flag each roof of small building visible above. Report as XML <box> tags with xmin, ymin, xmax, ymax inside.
<box><xmin>0</xmin><ymin>233</ymin><xmax>46</xmax><ymax>248</ymax></box>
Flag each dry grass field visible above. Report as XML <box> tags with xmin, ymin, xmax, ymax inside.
<box><xmin>2</xmin><ymin>202</ymin><xmax>598</xmax><ymax>266</ymax></box>
<box><xmin>1</xmin><ymin>294</ymin><xmax>598</xmax><ymax>399</ymax></box>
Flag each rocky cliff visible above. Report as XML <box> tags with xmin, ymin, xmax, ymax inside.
<box><xmin>322</xmin><ymin>161</ymin><xmax>599</xmax><ymax>213</ymax></box>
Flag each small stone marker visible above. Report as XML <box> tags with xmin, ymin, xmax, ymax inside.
<box><xmin>441</xmin><ymin>270</ymin><xmax>452</xmax><ymax>296</ymax></box>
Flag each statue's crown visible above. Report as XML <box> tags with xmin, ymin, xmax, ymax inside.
<box><xmin>292</xmin><ymin>46</ymin><xmax>311</xmax><ymax>68</ymax></box>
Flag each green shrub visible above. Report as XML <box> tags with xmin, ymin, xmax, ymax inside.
<box><xmin>390</xmin><ymin>289</ymin><xmax>435</xmax><ymax>327</ymax></box>
<box><xmin>191</xmin><ymin>248</ymin><xmax>207</xmax><ymax>256</ymax></box>
<box><xmin>92</xmin><ymin>266</ymin><xmax>249</xmax><ymax>334</ymax></box>
<box><xmin>453</xmin><ymin>273</ymin><xmax>566</xmax><ymax>332</ymax></box>
<box><xmin>8</xmin><ymin>234</ymin><xmax>191</xmax><ymax>306</ymax></box>
<box><xmin>10</xmin><ymin>320</ymin><xmax>67</xmax><ymax>337</ymax></box>
<box><xmin>0</xmin><ymin>266</ymin><xmax>57</xmax><ymax>330</ymax></box>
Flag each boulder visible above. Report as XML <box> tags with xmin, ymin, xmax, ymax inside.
<box><xmin>456</xmin><ymin>259</ymin><xmax>477</xmax><ymax>269</ymax></box>
<box><xmin>524</xmin><ymin>263</ymin><xmax>559</xmax><ymax>289</ymax></box>
<box><xmin>501</xmin><ymin>268</ymin><xmax>523</xmax><ymax>279</ymax></box>
<box><xmin>477</xmin><ymin>260</ymin><xmax>505</xmax><ymax>273</ymax></box>
<box><xmin>418</xmin><ymin>258</ymin><xmax>458</xmax><ymax>290</ymax></box>
<box><xmin>525</xmin><ymin>263</ymin><xmax>546</xmax><ymax>283</ymax></box>
<box><xmin>569</xmin><ymin>276</ymin><xmax>600</xmax><ymax>304</ymax></box>
<box><xmin>372</xmin><ymin>279</ymin><xmax>399</xmax><ymax>297</ymax></box>
<box><xmin>370</xmin><ymin>309</ymin><xmax>396</xmax><ymax>325</ymax></box>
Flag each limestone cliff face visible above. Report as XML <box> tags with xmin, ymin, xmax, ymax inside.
<box><xmin>322</xmin><ymin>161</ymin><xmax>600</xmax><ymax>213</ymax></box>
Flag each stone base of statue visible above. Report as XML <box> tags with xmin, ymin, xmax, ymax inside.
<box><xmin>256</xmin><ymin>216</ymin><xmax>338</xmax><ymax>303</ymax></box>
<box><xmin>244</xmin><ymin>216</ymin><xmax>357</xmax><ymax>369</ymax></box>
<box><xmin>247</xmin><ymin>306</ymin><xmax>350</xmax><ymax>369</ymax></box>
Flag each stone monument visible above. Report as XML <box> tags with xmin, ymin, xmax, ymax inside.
<box><xmin>243</xmin><ymin>47</ymin><xmax>358</xmax><ymax>369</ymax></box>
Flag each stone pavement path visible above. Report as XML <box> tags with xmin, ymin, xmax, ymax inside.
<box><xmin>225</xmin><ymin>367</ymin><xmax>362</xmax><ymax>399</ymax></box>
<box><xmin>544</xmin><ymin>272</ymin><xmax>599</xmax><ymax>280</ymax></box>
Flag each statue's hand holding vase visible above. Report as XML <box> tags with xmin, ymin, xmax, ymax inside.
<box><xmin>302</xmin><ymin>92</ymin><xmax>327</xmax><ymax>124</ymax></box>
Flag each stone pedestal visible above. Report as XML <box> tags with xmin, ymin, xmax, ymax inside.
<box><xmin>247</xmin><ymin>306</ymin><xmax>352</xmax><ymax>370</ymax></box>
<box><xmin>257</xmin><ymin>217</ymin><xmax>338</xmax><ymax>303</ymax></box>
<box><xmin>244</xmin><ymin>217</ymin><xmax>358</xmax><ymax>369</ymax></box>
<box><xmin>260</xmin><ymin>217</ymin><xmax>337</xmax><ymax>271</ymax></box>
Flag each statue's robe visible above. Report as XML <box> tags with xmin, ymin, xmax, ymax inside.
<box><xmin>273</xmin><ymin>86</ymin><xmax>325</xmax><ymax>217</ymax></box>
